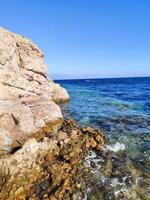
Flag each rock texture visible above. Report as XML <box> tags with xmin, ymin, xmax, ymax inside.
<box><xmin>0</xmin><ymin>119</ymin><xmax>104</xmax><ymax>200</ymax></box>
<box><xmin>0</xmin><ymin>28</ymin><xmax>105</xmax><ymax>200</ymax></box>
<box><xmin>0</xmin><ymin>27</ymin><xmax>69</xmax><ymax>154</ymax></box>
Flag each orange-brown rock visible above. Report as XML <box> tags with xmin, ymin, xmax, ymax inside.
<box><xmin>0</xmin><ymin>119</ymin><xmax>104</xmax><ymax>200</ymax></box>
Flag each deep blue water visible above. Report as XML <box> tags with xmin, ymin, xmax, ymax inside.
<box><xmin>56</xmin><ymin>77</ymin><xmax>150</xmax><ymax>173</ymax></box>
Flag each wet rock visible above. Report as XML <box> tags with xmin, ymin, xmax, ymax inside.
<box><xmin>91</xmin><ymin>161</ymin><xmax>97</xmax><ymax>169</ymax></box>
<box><xmin>0</xmin><ymin>119</ymin><xmax>104</xmax><ymax>199</ymax></box>
<box><xmin>86</xmin><ymin>137</ymin><xmax>97</xmax><ymax>149</ymax></box>
<box><xmin>103</xmin><ymin>159</ymin><xmax>113</xmax><ymax>177</ymax></box>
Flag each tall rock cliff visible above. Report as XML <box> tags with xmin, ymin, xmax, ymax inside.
<box><xmin>0</xmin><ymin>27</ymin><xmax>69</xmax><ymax>154</ymax></box>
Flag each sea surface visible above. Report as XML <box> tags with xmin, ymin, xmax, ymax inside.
<box><xmin>56</xmin><ymin>77</ymin><xmax>150</xmax><ymax>200</ymax></box>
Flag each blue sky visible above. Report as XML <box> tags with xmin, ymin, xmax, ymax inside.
<box><xmin>0</xmin><ymin>0</ymin><xmax>150</xmax><ymax>79</ymax></box>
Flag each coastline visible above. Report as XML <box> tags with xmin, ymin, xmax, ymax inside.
<box><xmin>0</xmin><ymin>28</ymin><xmax>105</xmax><ymax>199</ymax></box>
<box><xmin>57</xmin><ymin>77</ymin><xmax>150</xmax><ymax>200</ymax></box>
<box><xmin>0</xmin><ymin>119</ymin><xmax>104</xmax><ymax>199</ymax></box>
<box><xmin>0</xmin><ymin>28</ymin><xmax>149</xmax><ymax>200</ymax></box>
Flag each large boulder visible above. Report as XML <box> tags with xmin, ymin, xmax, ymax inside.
<box><xmin>0</xmin><ymin>27</ymin><xmax>69</xmax><ymax>154</ymax></box>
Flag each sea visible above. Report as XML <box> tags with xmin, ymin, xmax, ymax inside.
<box><xmin>56</xmin><ymin>77</ymin><xmax>150</xmax><ymax>200</ymax></box>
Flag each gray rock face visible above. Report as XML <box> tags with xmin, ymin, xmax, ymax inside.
<box><xmin>0</xmin><ymin>128</ymin><xmax>12</xmax><ymax>155</ymax></box>
<box><xmin>0</xmin><ymin>27</ymin><xmax>69</xmax><ymax>154</ymax></box>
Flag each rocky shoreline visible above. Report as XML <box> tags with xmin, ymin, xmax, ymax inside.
<box><xmin>0</xmin><ymin>27</ymin><xmax>149</xmax><ymax>200</ymax></box>
<box><xmin>0</xmin><ymin>28</ymin><xmax>105</xmax><ymax>199</ymax></box>
<box><xmin>0</xmin><ymin>119</ymin><xmax>104</xmax><ymax>200</ymax></box>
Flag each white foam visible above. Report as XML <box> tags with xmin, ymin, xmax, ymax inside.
<box><xmin>106</xmin><ymin>142</ymin><xmax>125</xmax><ymax>152</ymax></box>
<box><xmin>110</xmin><ymin>178</ymin><xmax>125</xmax><ymax>187</ymax></box>
<box><xmin>84</xmin><ymin>150</ymin><xmax>104</xmax><ymax>172</ymax></box>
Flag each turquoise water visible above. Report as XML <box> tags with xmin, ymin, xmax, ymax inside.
<box><xmin>56</xmin><ymin>77</ymin><xmax>150</xmax><ymax>199</ymax></box>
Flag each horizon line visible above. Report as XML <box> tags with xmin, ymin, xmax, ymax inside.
<box><xmin>53</xmin><ymin>75</ymin><xmax>150</xmax><ymax>81</ymax></box>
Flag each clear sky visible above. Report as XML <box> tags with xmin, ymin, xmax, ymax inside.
<box><xmin>0</xmin><ymin>0</ymin><xmax>150</xmax><ymax>79</ymax></box>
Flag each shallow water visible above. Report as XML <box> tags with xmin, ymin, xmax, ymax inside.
<box><xmin>56</xmin><ymin>77</ymin><xmax>150</xmax><ymax>199</ymax></box>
